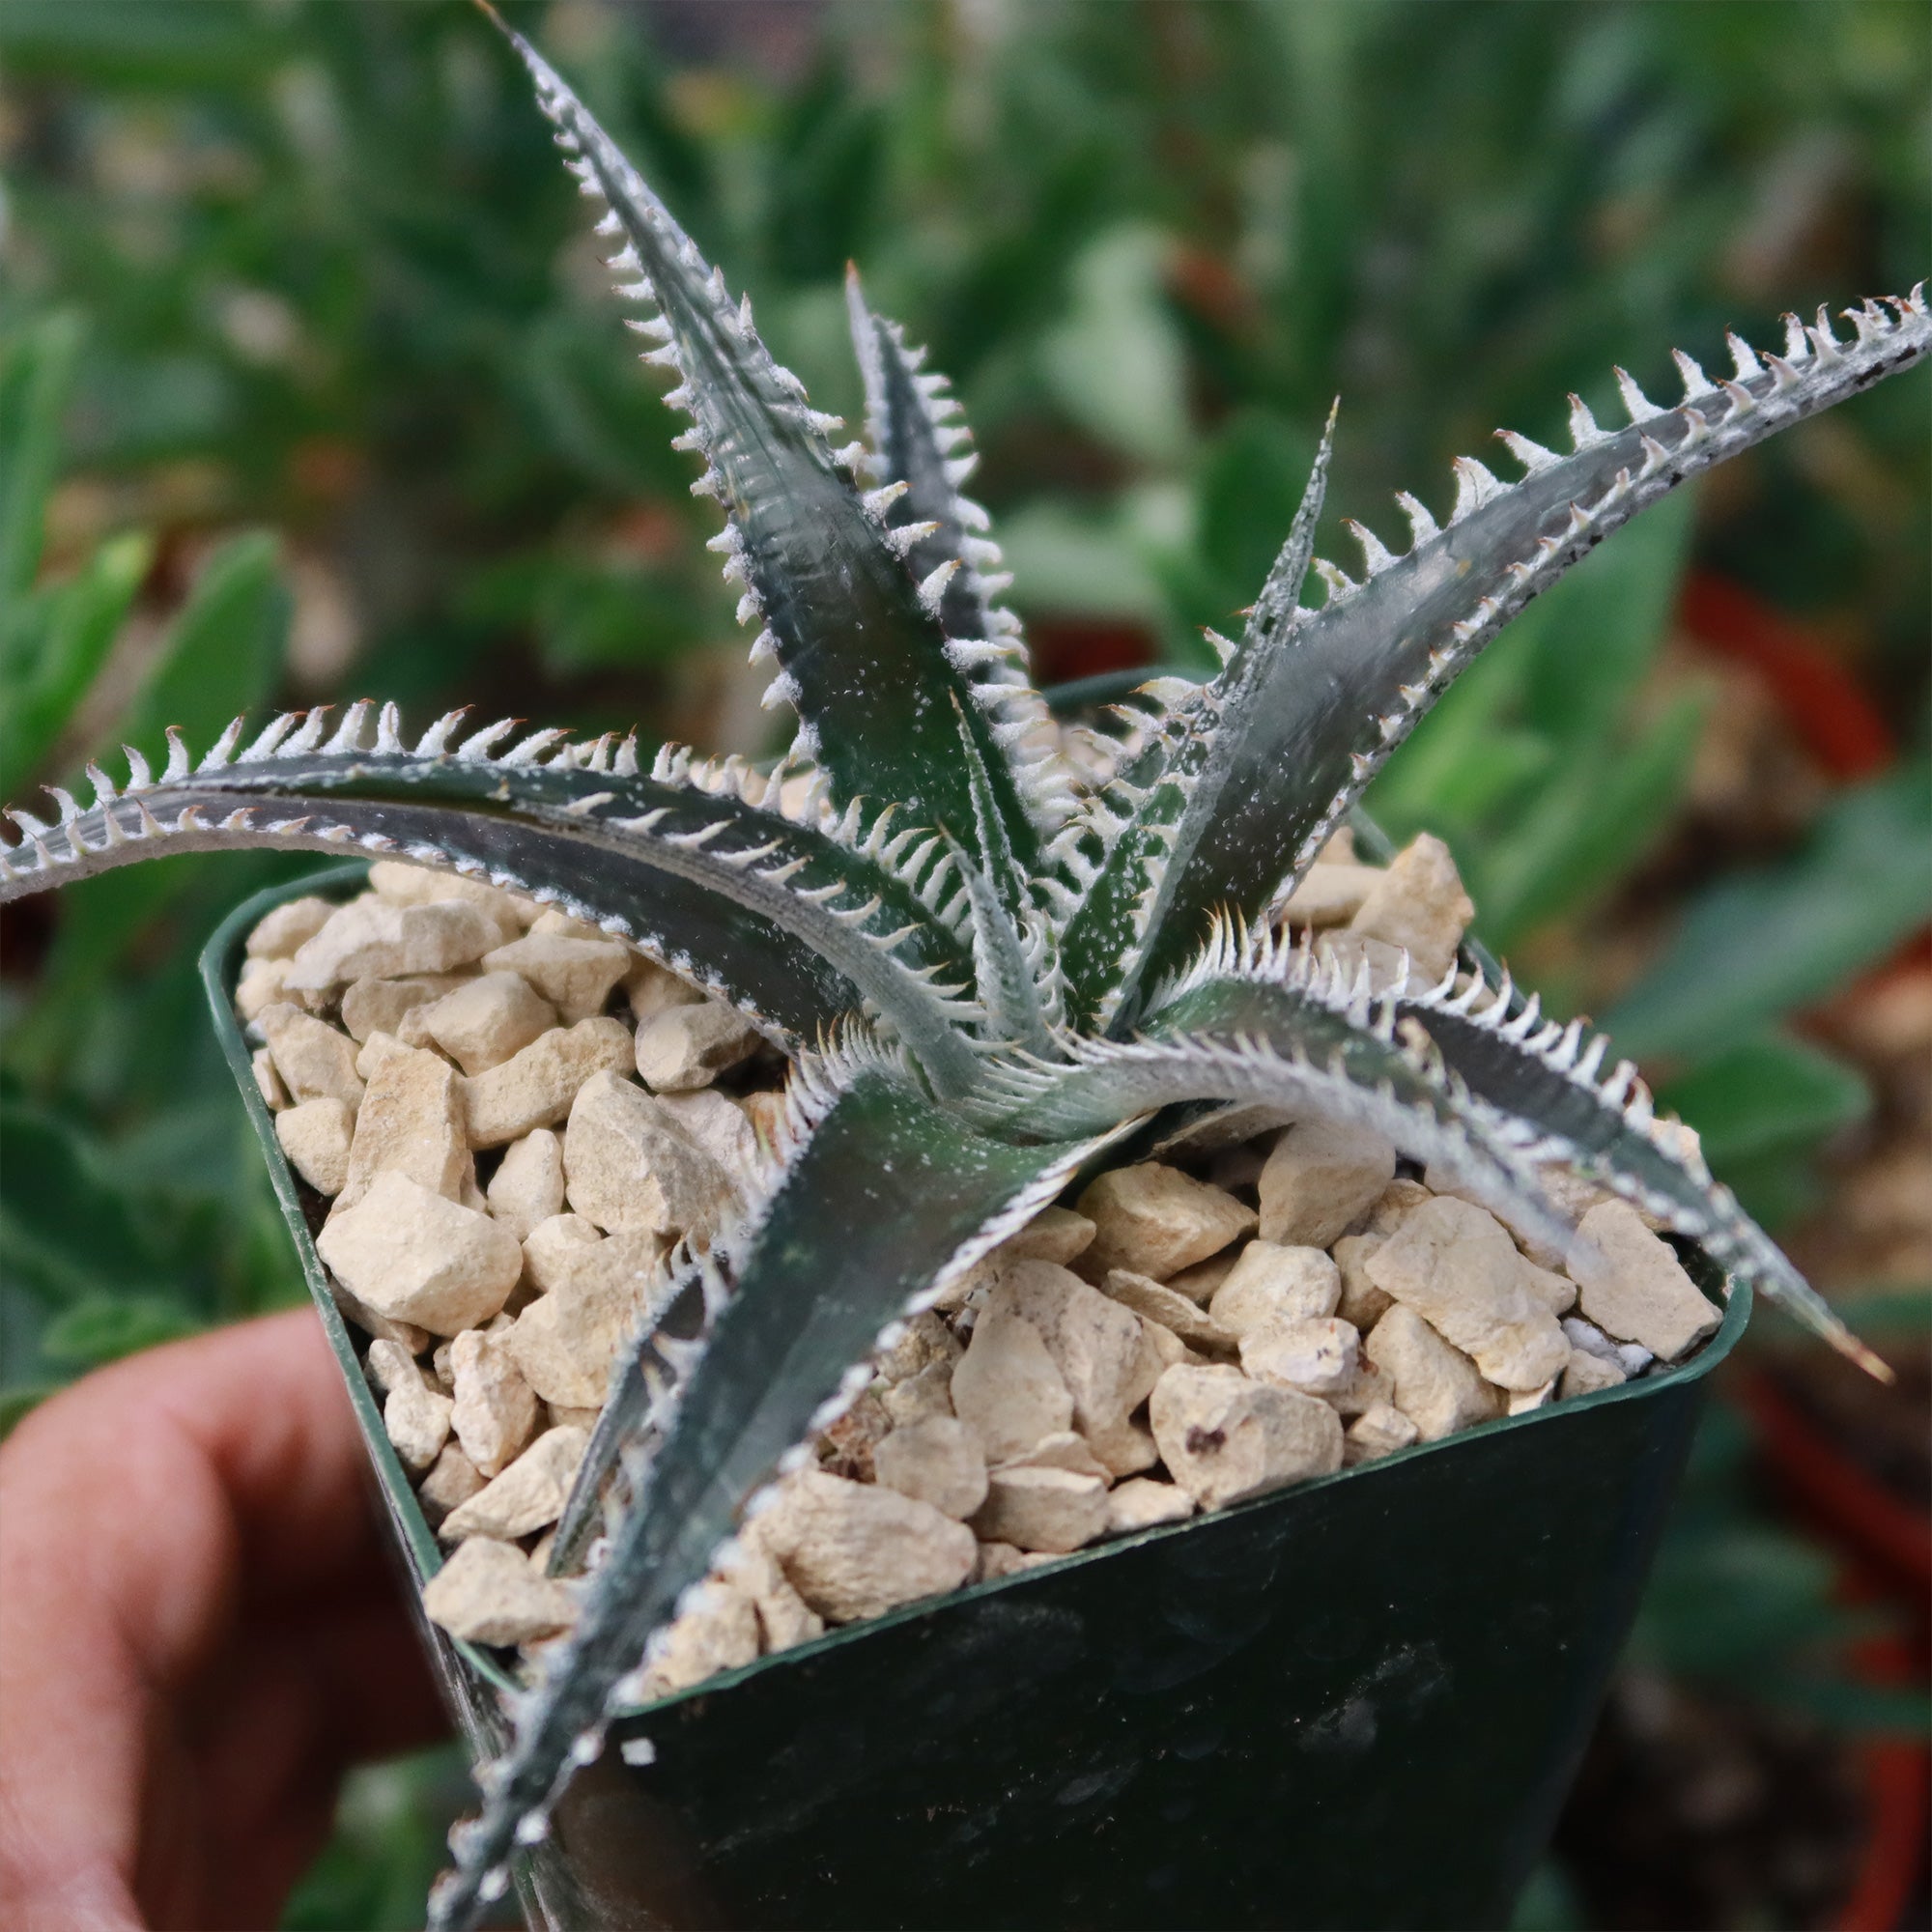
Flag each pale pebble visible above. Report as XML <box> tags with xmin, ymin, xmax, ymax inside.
<box><xmin>275</xmin><ymin>1096</ymin><xmax>355</xmax><ymax>1196</ymax></box>
<box><xmin>1240</xmin><ymin>1316</ymin><xmax>1360</xmax><ymax>1396</ymax></box>
<box><xmin>317</xmin><ymin>1171</ymin><xmax>523</xmax><ymax>1336</ymax></box>
<box><xmin>1209</xmin><ymin>1242</ymin><xmax>1341</xmax><ymax>1336</ymax></box>
<box><xmin>1362</xmin><ymin>1304</ymin><xmax>1501</xmax><ymax>1441</ymax></box>
<box><xmin>873</xmin><ymin>1417</ymin><xmax>987</xmax><ymax>1520</ymax></box>
<box><xmin>949</xmin><ymin>1306</ymin><xmax>1072</xmax><ymax>1463</ymax></box>
<box><xmin>1104</xmin><ymin>1477</ymin><xmax>1195</xmax><ymax>1534</ymax></box>
<box><xmin>250</xmin><ymin>1045</ymin><xmax>290</xmax><ymax>1111</ymax></box>
<box><xmin>634</xmin><ymin>1002</ymin><xmax>762</xmax><ymax>1092</ymax></box>
<box><xmin>422</xmin><ymin>1536</ymin><xmax>577</xmax><ymax>1646</ymax></box>
<box><xmin>506</xmin><ymin>1228</ymin><xmax>668</xmax><ymax>1409</ymax></box>
<box><xmin>636</xmin><ymin>1580</ymin><xmax>761</xmax><ymax>1699</ymax></box>
<box><xmin>336</xmin><ymin>1043</ymin><xmax>469</xmax><ymax>1212</ymax></box>
<box><xmin>1149</xmin><ymin>1364</ymin><xmax>1343</xmax><ymax>1511</ymax></box>
<box><xmin>972</xmin><ymin>1464</ymin><xmax>1110</xmax><ymax>1554</ymax></box>
<box><xmin>486</xmin><ymin>1129</ymin><xmax>567</xmax><ymax>1241</ymax></box>
<box><xmin>1257</xmin><ymin>1120</ymin><xmax>1395</xmax><ymax>1248</ymax></box>
<box><xmin>259</xmin><ymin>1004</ymin><xmax>364</xmax><ymax>1108</ymax></box>
<box><xmin>338</xmin><ymin>973</ymin><xmax>466</xmax><ymax>1044</ymax></box>
<box><xmin>1348</xmin><ymin>832</ymin><xmax>1473</xmax><ymax>981</ymax></box>
<box><xmin>482</xmin><ymin>932</ymin><xmax>631</xmax><ymax>1024</ymax></box>
<box><xmin>1344</xmin><ymin>1401</ymin><xmax>1420</xmax><ymax>1465</ymax></box>
<box><xmin>1076</xmin><ymin>1161</ymin><xmax>1256</xmax><ymax>1282</ymax></box>
<box><xmin>753</xmin><ymin>1470</ymin><xmax>977</xmax><ymax>1625</ymax></box>
<box><xmin>1568</xmin><ymin>1202</ymin><xmax>1722</xmax><ymax>1360</ymax></box>
<box><xmin>411</xmin><ymin>971</ymin><xmax>556</xmax><ymax>1076</ymax></box>
<box><xmin>520</xmin><ymin>1213</ymin><xmax>606</xmax><ymax>1294</ymax></box>
<box><xmin>245</xmin><ymin>895</ymin><xmax>335</xmax><ymax>959</ymax></box>
<box><xmin>1100</xmin><ymin>1268</ymin><xmax>1236</xmax><ymax>1352</ymax></box>
<box><xmin>461</xmin><ymin>1019</ymin><xmax>634</xmax><ymax>1148</ymax></box>
<box><xmin>286</xmin><ymin>896</ymin><xmax>502</xmax><ymax>990</ymax></box>
<box><xmin>563</xmin><ymin>1069</ymin><xmax>735</xmax><ymax>1241</ymax></box>
<box><xmin>1365</xmin><ymin>1196</ymin><xmax>1571</xmax><ymax>1392</ymax></box>
<box><xmin>440</xmin><ymin>1425</ymin><xmax>589</xmax><ymax>1541</ymax></box>
<box><xmin>449</xmin><ymin>1327</ymin><xmax>539</xmax><ymax>1477</ymax></box>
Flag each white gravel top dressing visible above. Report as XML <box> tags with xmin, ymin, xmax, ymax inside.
<box><xmin>240</xmin><ymin>846</ymin><xmax>1718</xmax><ymax>1694</ymax></box>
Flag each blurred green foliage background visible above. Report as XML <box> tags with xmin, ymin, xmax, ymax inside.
<box><xmin>1</xmin><ymin>2</ymin><xmax>1926</xmax><ymax>1925</ymax></box>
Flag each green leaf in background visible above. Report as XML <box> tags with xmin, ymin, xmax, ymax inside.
<box><xmin>998</xmin><ymin>493</ymin><xmax>1175</xmax><ymax>626</ymax></box>
<box><xmin>1367</xmin><ymin>635</ymin><xmax>1548</xmax><ymax>835</ymax></box>
<box><xmin>1606</xmin><ymin>762</ymin><xmax>1932</xmax><ymax>1062</ymax></box>
<box><xmin>0</xmin><ymin>1100</ymin><xmax>213</xmax><ymax>1412</ymax></box>
<box><xmin>41</xmin><ymin>1292</ymin><xmax>203</xmax><ymax>1370</ymax></box>
<box><xmin>1508</xmin><ymin>1860</ymin><xmax>1588</xmax><ymax>1932</ymax></box>
<box><xmin>461</xmin><ymin>549</ymin><xmax>704</xmax><ymax>679</ymax></box>
<box><xmin>1751</xmin><ymin>1676</ymin><xmax>1932</xmax><ymax>1740</ymax></box>
<box><xmin>762</xmin><ymin>62</ymin><xmax>884</xmax><ymax>283</ymax></box>
<box><xmin>0</xmin><ymin>531</ymin><xmax>154</xmax><ymax>802</ymax></box>
<box><xmin>0</xmin><ymin>1101</ymin><xmax>166</xmax><ymax>1311</ymax></box>
<box><xmin>280</xmin><ymin>1748</ymin><xmax>473</xmax><ymax>1932</ymax></box>
<box><xmin>1518</xmin><ymin>486</ymin><xmax>1693</xmax><ymax>746</ymax></box>
<box><xmin>1477</xmin><ymin>686</ymin><xmax>1706</xmax><ymax>950</ymax></box>
<box><xmin>520</xmin><ymin>309</ymin><xmax>701</xmax><ymax>500</ymax></box>
<box><xmin>1829</xmin><ymin>1285</ymin><xmax>1932</xmax><ymax>1337</ymax></box>
<box><xmin>6</xmin><ymin>532</ymin><xmax>290</xmax><ymax>1087</ymax></box>
<box><xmin>0</xmin><ymin>313</ymin><xmax>80</xmax><ymax>602</ymax></box>
<box><xmin>0</xmin><ymin>0</ymin><xmax>278</xmax><ymax>86</ymax></box>
<box><xmin>1634</xmin><ymin>1439</ymin><xmax>1891</xmax><ymax>1695</ymax></box>
<box><xmin>1369</xmin><ymin>488</ymin><xmax>1700</xmax><ymax>951</ymax></box>
<box><xmin>1656</xmin><ymin>1033</ymin><xmax>1869</xmax><ymax>1172</ymax></box>
<box><xmin>1038</xmin><ymin>225</ymin><xmax>1192</xmax><ymax>467</ymax></box>
<box><xmin>113</xmin><ymin>529</ymin><xmax>289</xmax><ymax>754</ymax></box>
<box><xmin>1650</xmin><ymin>1027</ymin><xmax>1869</xmax><ymax>1236</ymax></box>
<box><xmin>1159</xmin><ymin>408</ymin><xmax>1321</xmax><ymax>635</ymax></box>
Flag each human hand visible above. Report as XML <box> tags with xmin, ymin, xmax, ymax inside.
<box><xmin>0</xmin><ymin>1310</ymin><xmax>449</xmax><ymax>1931</ymax></box>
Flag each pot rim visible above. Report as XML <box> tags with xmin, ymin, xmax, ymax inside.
<box><xmin>202</xmin><ymin>864</ymin><xmax>1753</xmax><ymax>1715</ymax></box>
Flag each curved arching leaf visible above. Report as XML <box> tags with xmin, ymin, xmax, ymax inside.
<box><xmin>1395</xmin><ymin>967</ymin><xmax>1879</xmax><ymax>1372</ymax></box>
<box><xmin>0</xmin><ymin>706</ymin><xmax>989</xmax><ymax>1093</ymax></box>
<box><xmin>990</xmin><ymin>943</ymin><xmax>1570</xmax><ymax>1254</ymax></box>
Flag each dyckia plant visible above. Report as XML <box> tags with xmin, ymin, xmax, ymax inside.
<box><xmin>1</xmin><ymin>17</ymin><xmax>1925</xmax><ymax>1924</ymax></box>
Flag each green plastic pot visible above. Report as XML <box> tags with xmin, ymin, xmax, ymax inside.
<box><xmin>205</xmin><ymin>870</ymin><xmax>1748</xmax><ymax>1931</ymax></box>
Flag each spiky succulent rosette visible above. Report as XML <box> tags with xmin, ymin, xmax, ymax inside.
<box><xmin>1</xmin><ymin>15</ymin><xmax>1924</xmax><ymax>1923</ymax></box>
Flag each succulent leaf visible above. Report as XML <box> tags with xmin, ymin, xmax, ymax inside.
<box><xmin>939</xmin><ymin>696</ymin><xmax>1061</xmax><ymax>1058</ymax></box>
<box><xmin>1047</xmin><ymin>687</ymin><xmax>1203</xmax><ymax>1031</ymax></box>
<box><xmin>429</xmin><ymin>1050</ymin><xmax>1121</xmax><ymax>1929</ymax></box>
<box><xmin>1395</xmin><ymin>966</ymin><xmax>1886</xmax><ymax>1375</ymax></box>
<box><xmin>1053</xmin><ymin>412</ymin><xmax>1336</xmax><ymax>1027</ymax></box>
<box><xmin>1001</xmin><ymin>968</ymin><xmax>1560</xmax><ymax>1255</ymax></box>
<box><xmin>0</xmin><ymin>712</ymin><xmax>992</xmax><ymax>1092</ymax></box>
<box><xmin>844</xmin><ymin>269</ymin><xmax>1071</xmax><ymax>844</ymax></box>
<box><xmin>547</xmin><ymin>1238</ymin><xmax>719</xmax><ymax>1577</ymax></box>
<box><xmin>1124</xmin><ymin>292</ymin><xmax>1931</xmax><ymax>995</ymax></box>
<box><xmin>496</xmin><ymin>22</ymin><xmax>1048</xmax><ymax>904</ymax></box>
<box><xmin>1241</xmin><ymin>397</ymin><xmax>1339</xmax><ymax>652</ymax></box>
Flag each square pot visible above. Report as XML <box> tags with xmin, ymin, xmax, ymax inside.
<box><xmin>205</xmin><ymin>869</ymin><xmax>1747</xmax><ymax>1931</ymax></box>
